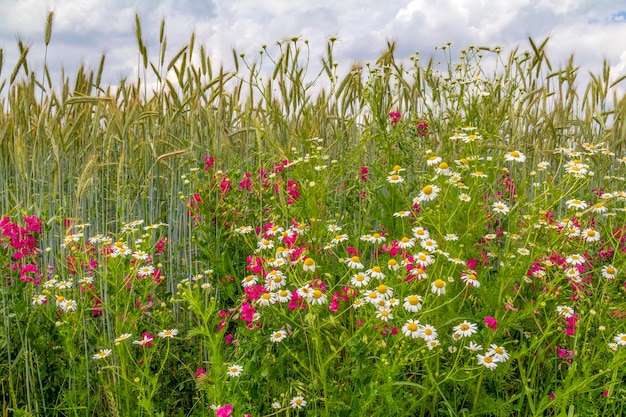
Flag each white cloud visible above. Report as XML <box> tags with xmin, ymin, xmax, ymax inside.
<box><xmin>0</xmin><ymin>0</ymin><xmax>625</xmax><ymax>92</ymax></box>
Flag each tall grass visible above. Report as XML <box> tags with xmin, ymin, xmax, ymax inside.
<box><xmin>3</xmin><ymin>16</ymin><xmax>625</xmax><ymax>227</ymax></box>
<box><xmin>2</xmin><ymin>12</ymin><xmax>626</xmax><ymax>417</ymax></box>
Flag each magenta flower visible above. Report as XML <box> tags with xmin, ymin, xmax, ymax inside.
<box><xmin>416</xmin><ymin>119</ymin><xmax>429</xmax><ymax>136</ymax></box>
<box><xmin>240</xmin><ymin>302</ymin><xmax>257</xmax><ymax>323</ymax></box>
<box><xmin>565</xmin><ymin>314</ymin><xmax>578</xmax><ymax>336</ymax></box>
<box><xmin>24</xmin><ymin>215</ymin><xmax>42</xmax><ymax>233</ymax></box>
<box><xmin>239</xmin><ymin>172</ymin><xmax>252</xmax><ymax>191</ymax></box>
<box><xmin>19</xmin><ymin>264</ymin><xmax>39</xmax><ymax>283</ymax></box>
<box><xmin>215</xmin><ymin>404</ymin><xmax>233</xmax><ymax>417</ymax></box>
<box><xmin>484</xmin><ymin>316</ymin><xmax>497</xmax><ymax>330</ymax></box>
<box><xmin>360</xmin><ymin>166</ymin><xmax>369</xmax><ymax>182</ymax></box>
<box><xmin>203</xmin><ymin>156</ymin><xmax>215</xmax><ymax>171</ymax></box>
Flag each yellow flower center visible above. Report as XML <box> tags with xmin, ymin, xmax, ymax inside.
<box><xmin>510</xmin><ymin>151</ymin><xmax>520</xmax><ymax>158</ymax></box>
<box><xmin>439</xmin><ymin>162</ymin><xmax>448</xmax><ymax>169</ymax></box>
<box><xmin>433</xmin><ymin>279</ymin><xmax>445</xmax><ymax>289</ymax></box>
<box><xmin>408</xmin><ymin>295</ymin><xmax>419</xmax><ymax>305</ymax></box>
<box><xmin>313</xmin><ymin>289</ymin><xmax>323</xmax><ymax>299</ymax></box>
<box><xmin>351</xmin><ymin>256</ymin><xmax>360</xmax><ymax>263</ymax></box>
<box><xmin>423</xmin><ymin>185</ymin><xmax>433</xmax><ymax>195</ymax></box>
<box><xmin>304</xmin><ymin>257</ymin><xmax>315</xmax><ymax>266</ymax></box>
<box><xmin>377</xmin><ymin>284</ymin><xmax>388</xmax><ymax>294</ymax></box>
<box><xmin>460</xmin><ymin>323</ymin><xmax>470</xmax><ymax>331</ymax></box>
<box><xmin>372</xmin><ymin>266</ymin><xmax>381</xmax><ymax>273</ymax></box>
<box><xmin>407</xmin><ymin>323</ymin><xmax>418</xmax><ymax>331</ymax></box>
<box><xmin>393</xmin><ymin>165</ymin><xmax>402</xmax><ymax>171</ymax></box>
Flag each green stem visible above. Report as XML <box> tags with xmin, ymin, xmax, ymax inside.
<box><xmin>472</xmin><ymin>372</ymin><xmax>485</xmax><ymax>410</ymax></box>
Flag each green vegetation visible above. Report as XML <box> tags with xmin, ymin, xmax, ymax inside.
<box><xmin>2</xmin><ymin>12</ymin><xmax>626</xmax><ymax>417</ymax></box>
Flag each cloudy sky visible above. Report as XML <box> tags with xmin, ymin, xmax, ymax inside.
<box><xmin>1</xmin><ymin>0</ymin><xmax>626</xmax><ymax>90</ymax></box>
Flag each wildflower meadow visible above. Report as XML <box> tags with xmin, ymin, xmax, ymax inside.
<box><xmin>3</xmin><ymin>13</ymin><xmax>626</xmax><ymax>417</ymax></box>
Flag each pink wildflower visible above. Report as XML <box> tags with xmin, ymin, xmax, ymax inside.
<box><xmin>346</xmin><ymin>246</ymin><xmax>360</xmax><ymax>256</ymax></box>
<box><xmin>416</xmin><ymin>119</ymin><xmax>429</xmax><ymax>136</ymax></box>
<box><xmin>215</xmin><ymin>405</ymin><xmax>233</xmax><ymax>417</ymax></box>
<box><xmin>566</xmin><ymin>314</ymin><xmax>578</xmax><ymax>336</ymax></box>
<box><xmin>203</xmin><ymin>156</ymin><xmax>215</xmax><ymax>171</ymax></box>
<box><xmin>389</xmin><ymin>111</ymin><xmax>401</xmax><ymax>124</ymax></box>
<box><xmin>19</xmin><ymin>264</ymin><xmax>39</xmax><ymax>283</ymax></box>
<box><xmin>484</xmin><ymin>316</ymin><xmax>497</xmax><ymax>330</ymax></box>
<box><xmin>360</xmin><ymin>166</ymin><xmax>369</xmax><ymax>182</ymax></box>
<box><xmin>239</xmin><ymin>172</ymin><xmax>252</xmax><ymax>191</ymax></box>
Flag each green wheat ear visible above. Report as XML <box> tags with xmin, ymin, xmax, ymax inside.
<box><xmin>44</xmin><ymin>11</ymin><xmax>54</xmax><ymax>46</ymax></box>
<box><xmin>104</xmin><ymin>385</ymin><xmax>120</xmax><ymax>417</ymax></box>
